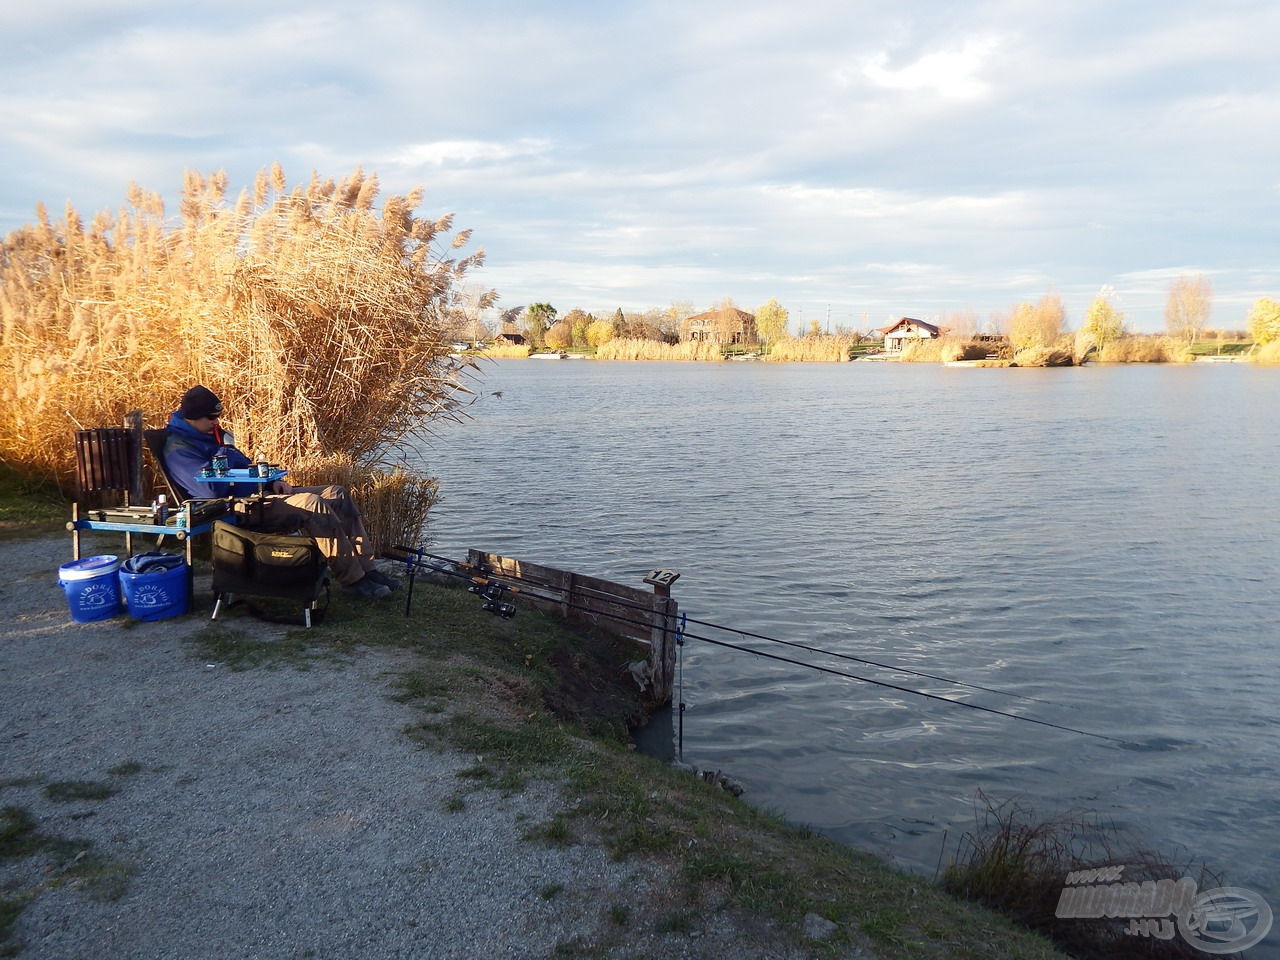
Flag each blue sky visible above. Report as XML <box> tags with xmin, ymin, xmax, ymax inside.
<box><xmin>3</xmin><ymin>0</ymin><xmax>1278</xmax><ymax>332</ymax></box>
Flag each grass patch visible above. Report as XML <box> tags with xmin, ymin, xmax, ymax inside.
<box><xmin>0</xmin><ymin>463</ymin><xmax>65</xmax><ymax>541</ymax></box>
<box><xmin>654</xmin><ymin>910</ymin><xmax>695</xmax><ymax>934</ymax></box>
<box><xmin>43</xmin><ymin>780</ymin><xmax>118</xmax><ymax>803</ymax></box>
<box><xmin>538</xmin><ymin>882</ymin><xmax>565</xmax><ymax>900</ymax></box>
<box><xmin>522</xmin><ymin>815</ymin><xmax>577</xmax><ymax>848</ymax></box>
<box><xmin>0</xmin><ymin>778</ymin><xmax>47</xmax><ymax>793</ymax></box>
<box><xmin>190</xmin><ymin>623</ymin><xmax>349</xmax><ymax>671</ymax></box>
<box><xmin>0</xmin><ymin>805</ymin><xmax>133</xmax><ymax>953</ymax></box>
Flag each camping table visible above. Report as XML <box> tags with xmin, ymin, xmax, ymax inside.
<box><xmin>194</xmin><ymin>467</ymin><xmax>288</xmax><ymax>527</ymax></box>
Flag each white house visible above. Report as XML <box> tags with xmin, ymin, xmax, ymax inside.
<box><xmin>878</xmin><ymin>317</ymin><xmax>948</xmax><ymax>351</ymax></box>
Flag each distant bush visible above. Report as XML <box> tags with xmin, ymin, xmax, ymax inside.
<box><xmin>947</xmin><ymin>339</ymin><xmax>997</xmax><ymax>362</ymax></box>
<box><xmin>898</xmin><ymin>337</ymin><xmax>1003</xmax><ymax>363</ymax></box>
<box><xmin>767</xmin><ymin>336</ymin><xmax>859</xmax><ymax>362</ymax></box>
<box><xmin>1250</xmin><ymin>340</ymin><xmax>1280</xmax><ymax>365</ymax></box>
<box><xmin>898</xmin><ymin>338</ymin><xmax>945</xmax><ymax>362</ymax></box>
<box><xmin>1095</xmin><ymin>337</ymin><xmax>1192</xmax><ymax>363</ymax></box>
<box><xmin>479</xmin><ymin>343</ymin><xmax>532</xmax><ymax>358</ymax></box>
<box><xmin>594</xmin><ymin>338</ymin><xmax>722</xmax><ymax>361</ymax></box>
<box><xmin>1012</xmin><ymin>345</ymin><xmax>1076</xmax><ymax>367</ymax></box>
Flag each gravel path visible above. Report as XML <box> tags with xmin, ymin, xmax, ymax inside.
<box><xmin>0</xmin><ymin>536</ymin><xmax>816</xmax><ymax>959</ymax></box>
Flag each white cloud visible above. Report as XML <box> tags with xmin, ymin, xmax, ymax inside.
<box><xmin>861</xmin><ymin>36</ymin><xmax>1001</xmax><ymax>101</ymax></box>
<box><xmin>388</xmin><ymin>139</ymin><xmax>554</xmax><ymax>168</ymax></box>
<box><xmin>2</xmin><ymin>2</ymin><xmax>1279</xmax><ymax>330</ymax></box>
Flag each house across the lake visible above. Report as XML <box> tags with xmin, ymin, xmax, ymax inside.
<box><xmin>681</xmin><ymin>307</ymin><xmax>758</xmax><ymax>345</ymax></box>
<box><xmin>878</xmin><ymin>317</ymin><xmax>949</xmax><ymax>351</ymax></box>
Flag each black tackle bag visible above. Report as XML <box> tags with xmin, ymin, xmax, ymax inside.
<box><xmin>211</xmin><ymin>520</ymin><xmax>329</xmax><ymax>602</ymax></box>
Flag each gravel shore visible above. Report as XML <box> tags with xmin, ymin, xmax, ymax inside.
<box><xmin>0</xmin><ymin>536</ymin><xmax>815</xmax><ymax>959</ymax></box>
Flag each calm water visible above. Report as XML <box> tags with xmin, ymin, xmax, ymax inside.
<box><xmin>408</xmin><ymin>360</ymin><xmax>1280</xmax><ymax>951</ymax></box>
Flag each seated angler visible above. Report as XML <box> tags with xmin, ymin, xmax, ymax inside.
<box><xmin>162</xmin><ymin>385</ymin><xmax>399</xmax><ymax>601</ymax></box>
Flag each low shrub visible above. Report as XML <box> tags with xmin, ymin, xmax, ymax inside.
<box><xmin>944</xmin><ymin>793</ymin><xmax>1218</xmax><ymax>959</ymax></box>
<box><xmin>1095</xmin><ymin>337</ymin><xmax>1191</xmax><ymax>363</ymax></box>
<box><xmin>943</xmin><ymin>339</ymin><xmax>997</xmax><ymax>362</ymax></box>
<box><xmin>1249</xmin><ymin>340</ymin><xmax>1280</xmax><ymax>365</ymax></box>
<box><xmin>290</xmin><ymin>453</ymin><xmax>439</xmax><ymax>553</ymax></box>
<box><xmin>767</xmin><ymin>336</ymin><xmax>859</xmax><ymax>362</ymax></box>
<box><xmin>898</xmin><ymin>339</ymin><xmax>945</xmax><ymax>362</ymax></box>
<box><xmin>1012</xmin><ymin>346</ymin><xmax>1076</xmax><ymax>367</ymax></box>
<box><xmin>594</xmin><ymin>338</ymin><xmax>723</xmax><ymax>361</ymax></box>
<box><xmin>478</xmin><ymin>344</ymin><xmax>532</xmax><ymax>359</ymax></box>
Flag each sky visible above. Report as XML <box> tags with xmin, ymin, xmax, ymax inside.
<box><xmin>2</xmin><ymin>0</ymin><xmax>1278</xmax><ymax>333</ymax></box>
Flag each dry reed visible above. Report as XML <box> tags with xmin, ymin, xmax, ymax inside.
<box><xmin>765</xmin><ymin>336</ymin><xmax>858</xmax><ymax>362</ymax></box>
<box><xmin>1095</xmin><ymin>337</ymin><xmax>1192</xmax><ymax>364</ymax></box>
<box><xmin>945</xmin><ymin>792</ymin><xmax>1218</xmax><ymax>959</ymax></box>
<box><xmin>594</xmin><ymin>338</ymin><xmax>723</xmax><ymax>361</ymax></box>
<box><xmin>287</xmin><ymin>452</ymin><xmax>440</xmax><ymax>553</ymax></box>
<box><xmin>1012</xmin><ymin>345</ymin><xmax>1076</xmax><ymax>367</ymax></box>
<box><xmin>899</xmin><ymin>337</ymin><xmax>993</xmax><ymax>363</ymax></box>
<box><xmin>1249</xmin><ymin>341</ymin><xmax>1280</xmax><ymax>364</ymax></box>
<box><xmin>0</xmin><ymin>166</ymin><xmax>491</xmax><ymax>494</ymax></box>
<box><xmin>477</xmin><ymin>343</ymin><xmax>532</xmax><ymax>359</ymax></box>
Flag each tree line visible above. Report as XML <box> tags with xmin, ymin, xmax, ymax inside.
<box><xmin>447</xmin><ymin>275</ymin><xmax>1279</xmax><ymax>352</ymax></box>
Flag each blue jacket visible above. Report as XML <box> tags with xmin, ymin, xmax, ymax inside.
<box><xmin>162</xmin><ymin>411</ymin><xmax>257</xmax><ymax>499</ymax></box>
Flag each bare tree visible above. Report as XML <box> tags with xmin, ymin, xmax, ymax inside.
<box><xmin>1165</xmin><ymin>273</ymin><xmax>1213</xmax><ymax>343</ymax></box>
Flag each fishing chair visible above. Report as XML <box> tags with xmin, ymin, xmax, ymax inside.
<box><xmin>209</xmin><ymin>520</ymin><xmax>330</xmax><ymax>628</ymax></box>
<box><xmin>69</xmin><ymin>420</ymin><xmax>230</xmax><ymax>603</ymax></box>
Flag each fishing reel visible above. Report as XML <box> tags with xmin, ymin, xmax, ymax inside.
<box><xmin>469</xmin><ymin>579</ymin><xmax>517</xmax><ymax>619</ymax></box>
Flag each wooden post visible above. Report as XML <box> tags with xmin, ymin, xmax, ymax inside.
<box><xmin>649</xmin><ymin>595</ymin><xmax>678</xmax><ymax>705</ymax></box>
<box><xmin>123</xmin><ymin>410</ymin><xmax>144</xmax><ymax>506</ymax></box>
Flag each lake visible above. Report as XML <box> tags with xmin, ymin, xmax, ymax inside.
<box><xmin>407</xmin><ymin>359</ymin><xmax>1280</xmax><ymax>952</ymax></box>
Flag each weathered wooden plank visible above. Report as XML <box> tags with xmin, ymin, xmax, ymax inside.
<box><xmin>467</xmin><ymin>549</ymin><xmax>678</xmax><ymax>703</ymax></box>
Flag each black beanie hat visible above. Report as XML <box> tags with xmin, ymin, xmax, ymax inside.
<box><xmin>180</xmin><ymin>385</ymin><xmax>222</xmax><ymax>420</ymax></box>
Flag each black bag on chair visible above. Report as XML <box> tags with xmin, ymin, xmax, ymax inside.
<box><xmin>210</xmin><ymin>521</ymin><xmax>329</xmax><ymax>626</ymax></box>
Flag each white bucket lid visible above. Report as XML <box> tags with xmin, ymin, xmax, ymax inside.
<box><xmin>59</xmin><ymin>555</ymin><xmax>121</xmax><ymax>581</ymax></box>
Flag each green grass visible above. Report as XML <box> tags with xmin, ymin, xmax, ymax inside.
<box><xmin>0</xmin><ymin>463</ymin><xmax>65</xmax><ymax>540</ymax></box>
<box><xmin>1190</xmin><ymin>339</ymin><xmax>1252</xmax><ymax>355</ymax></box>
<box><xmin>43</xmin><ymin>780</ymin><xmax>118</xmax><ymax>803</ymax></box>
<box><xmin>522</xmin><ymin>815</ymin><xmax>577</xmax><ymax>847</ymax></box>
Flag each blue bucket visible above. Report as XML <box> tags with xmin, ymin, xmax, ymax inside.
<box><xmin>119</xmin><ymin>554</ymin><xmax>189</xmax><ymax>621</ymax></box>
<box><xmin>57</xmin><ymin>555</ymin><xmax>122</xmax><ymax>623</ymax></box>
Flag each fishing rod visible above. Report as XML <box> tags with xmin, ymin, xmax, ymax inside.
<box><xmin>390</xmin><ymin>546</ymin><xmax>1052</xmax><ymax>706</ymax></box>
<box><xmin>387</xmin><ymin>547</ymin><xmax>1133</xmax><ymax>746</ymax></box>
<box><xmin>390</xmin><ymin>546</ymin><xmax>519</xmax><ymax>619</ymax></box>
<box><xmin>688</xmin><ymin>632</ymin><xmax>1138</xmax><ymax>747</ymax></box>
